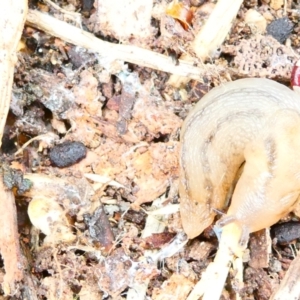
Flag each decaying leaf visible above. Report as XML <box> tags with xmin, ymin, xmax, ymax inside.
<box><xmin>166</xmin><ymin>1</ymin><xmax>194</xmax><ymax>30</ymax></box>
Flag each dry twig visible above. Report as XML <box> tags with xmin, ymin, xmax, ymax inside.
<box><xmin>168</xmin><ymin>0</ymin><xmax>243</xmax><ymax>87</ymax></box>
<box><xmin>0</xmin><ymin>0</ymin><xmax>28</xmax><ymax>146</ymax></box>
<box><xmin>0</xmin><ymin>0</ymin><xmax>28</xmax><ymax>295</ymax></box>
<box><xmin>26</xmin><ymin>9</ymin><xmax>224</xmax><ymax>82</ymax></box>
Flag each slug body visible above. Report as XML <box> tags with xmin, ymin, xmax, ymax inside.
<box><xmin>180</xmin><ymin>78</ymin><xmax>300</xmax><ymax>241</ymax></box>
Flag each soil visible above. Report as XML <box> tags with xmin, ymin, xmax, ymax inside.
<box><xmin>2</xmin><ymin>0</ymin><xmax>300</xmax><ymax>299</ymax></box>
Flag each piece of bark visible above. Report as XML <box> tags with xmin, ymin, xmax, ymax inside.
<box><xmin>117</xmin><ymin>72</ymin><xmax>139</xmax><ymax>134</ymax></box>
<box><xmin>0</xmin><ymin>0</ymin><xmax>28</xmax><ymax>147</ymax></box>
<box><xmin>0</xmin><ymin>178</ymin><xmax>24</xmax><ymax>294</ymax></box>
<box><xmin>83</xmin><ymin>205</ymin><xmax>115</xmax><ymax>252</ymax></box>
<box><xmin>248</xmin><ymin>229</ymin><xmax>271</xmax><ymax>269</ymax></box>
<box><xmin>142</xmin><ymin>232</ymin><xmax>177</xmax><ymax>250</ymax></box>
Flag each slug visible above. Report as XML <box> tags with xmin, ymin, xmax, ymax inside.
<box><xmin>179</xmin><ymin>78</ymin><xmax>300</xmax><ymax>252</ymax></box>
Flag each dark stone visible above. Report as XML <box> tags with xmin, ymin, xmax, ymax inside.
<box><xmin>271</xmin><ymin>221</ymin><xmax>300</xmax><ymax>244</ymax></box>
<box><xmin>266</xmin><ymin>17</ymin><xmax>294</xmax><ymax>44</ymax></box>
<box><xmin>49</xmin><ymin>141</ymin><xmax>87</xmax><ymax>168</ymax></box>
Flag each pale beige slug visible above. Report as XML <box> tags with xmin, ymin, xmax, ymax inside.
<box><xmin>179</xmin><ymin>78</ymin><xmax>300</xmax><ymax>247</ymax></box>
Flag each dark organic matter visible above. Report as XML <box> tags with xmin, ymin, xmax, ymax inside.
<box><xmin>49</xmin><ymin>141</ymin><xmax>87</xmax><ymax>168</ymax></box>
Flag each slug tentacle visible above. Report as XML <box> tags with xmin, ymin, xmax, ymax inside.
<box><xmin>180</xmin><ymin>78</ymin><xmax>300</xmax><ymax>239</ymax></box>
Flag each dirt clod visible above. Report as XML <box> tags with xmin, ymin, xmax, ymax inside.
<box><xmin>49</xmin><ymin>141</ymin><xmax>87</xmax><ymax>167</ymax></box>
<box><xmin>1</xmin><ymin>0</ymin><xmax>300</xmax><ymax>298</ymax></box>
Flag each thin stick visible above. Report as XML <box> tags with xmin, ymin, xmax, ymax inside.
<box><xmin>26</xmin><ymin>9</ymin><xmax>224</xmax><ymax>81</ymax></box>
<box><xmin>192</xmin><ymin>0</ymin><xmax>243</xmax><ymax>59</ymax></box>
<box><xmin>44</xmin><ymin>0</ymin><xmax>82</xmax><ymax>26</ymax></box>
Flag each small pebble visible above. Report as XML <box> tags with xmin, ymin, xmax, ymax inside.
<box><xmin>49</xmin><ymin>141</ymin><xmax>87</xmax><ymax>168</ymax></box>
<box><xmin>266</xmin><ymin>17</ymin><xmax>294</xmax><ymax>44</ymax></box>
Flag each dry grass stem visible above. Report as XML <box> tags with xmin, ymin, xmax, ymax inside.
<box><xmin>26</xmin><ymin>9</ymin><xmax>224</xmax><ymax>82</ymax></box>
